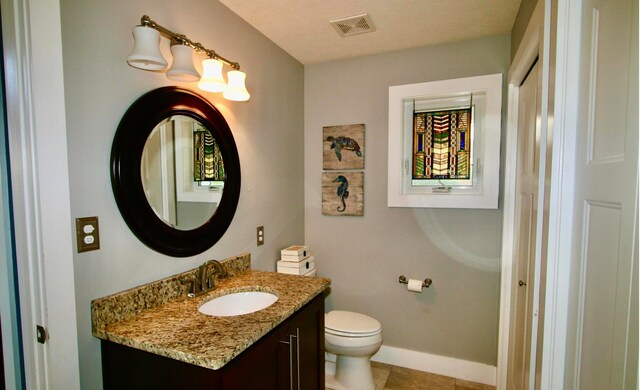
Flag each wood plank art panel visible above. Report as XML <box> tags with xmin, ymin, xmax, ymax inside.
<box><xmin>322</xmin><ymin>172</ymin><xmax>364</xmax><ymax>216</ymax></box>
<box><xmin>323</xmin><ymin>124</ymin><xmax>365</xmax><ymax>170</ymax></box>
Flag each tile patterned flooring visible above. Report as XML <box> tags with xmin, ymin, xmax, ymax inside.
<box><xmin>328</xmin><ymin>361</ymin><xmax>496</xmax><ymax>390</ymax></box>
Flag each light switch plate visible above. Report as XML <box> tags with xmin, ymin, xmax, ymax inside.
<box><xmin>76</xmin><ymin>216</ymin><xmax>100</xmax><ymax>253</ymax></box>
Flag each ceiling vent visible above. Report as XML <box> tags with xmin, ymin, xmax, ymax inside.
<box><xmin>330</xmin><ymin>14</ymin><xmax>376</xmax><ymax>37</ymax></box>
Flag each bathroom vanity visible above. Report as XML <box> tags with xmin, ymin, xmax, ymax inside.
<box><xmin>102</xmin><ymin>90</ymin><xmax>330</xmax><ymax>388</ymax></box>
<box><xmin>92</xmin><ymin>254</ymin><xmax>330</xmax><ymax>389</ymax></box>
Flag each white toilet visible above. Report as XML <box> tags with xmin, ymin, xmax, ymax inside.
<box><xmin>324</xmin><ymin>310</ymin><xmax>382</xmax><ymax>390</ymax></box>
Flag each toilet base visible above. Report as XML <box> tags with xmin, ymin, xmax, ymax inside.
<box><xmin>325</xmin><ymin>355</ymin><xmax>375</xmax><ymax>390</ymax></box>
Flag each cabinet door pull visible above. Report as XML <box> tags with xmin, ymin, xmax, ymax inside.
<box><xmin>294</xmin><ymin>328</ymin><xmax>300</xmax><ymax>390</ymax></box>
<box><xmin>279</xmin><ymin>328</ymin><xmax>301</xmax><ymax>390</ymax></box>
<box><xmin>290</xmin><ymin>332</ymin><xmax>296</xmax><ymax>390</ymax></box>
<box><xmin>280</xmin><ymin>334</ymin><xmax>295</xmax><ymax>390</ymax></box>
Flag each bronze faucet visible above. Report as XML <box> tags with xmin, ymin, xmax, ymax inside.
<box><xmin>188</xmin><ymin>259</ymin><xmax>227</xmax><ymax>297</ymax></box>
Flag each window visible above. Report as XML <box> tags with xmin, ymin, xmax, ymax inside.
<box><xmin>411</xmin><ymin>106</ymin><xmax>473</xmax><ymax>186</ymax></box>
<box><xmin>388</xmin><ymin>74</ymin><xmax>502</xmax><ymax>209</ymax></box>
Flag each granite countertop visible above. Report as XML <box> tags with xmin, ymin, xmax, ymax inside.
<box><xmin>92</xmin><ymin>253</ymin><xmax>330</xmax><ymax>370</ymax></box>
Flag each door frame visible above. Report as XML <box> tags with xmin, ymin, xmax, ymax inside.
<box><xmin>0</xmin><ymin>58</ymin><xmax>23</xmax><ymax>388</ymax></box>
<box><xmin>537</xmin><ymin>0</ymin><xmax>582</xmax><ymax>387</ymax></box>
<box><xmin>496</xmin><ymin>1</ymin><xmax>548</xmax><ymax>388</ymax></box>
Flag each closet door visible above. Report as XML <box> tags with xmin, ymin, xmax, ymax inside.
<box><xmin>567</xmin><ymin>0</ymin><xmax>638</xmax><ymax>388</ymax></box>
<box><xmin>507</xmin><ymin>59</ymin><xmax>542</xmax><ymax>390</ymax></box>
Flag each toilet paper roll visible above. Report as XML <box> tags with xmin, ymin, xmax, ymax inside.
<box><xmin>407</xmin><ymin>278</ymin><xmax>423</xmax><ymax>293</ymax></box>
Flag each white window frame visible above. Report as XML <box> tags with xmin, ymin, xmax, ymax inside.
<box><xmin>388</xmin><ymin>73</ymin><xmax>503</xmax><ymax>209</ymax></box>
<box><xmin>174</xmin><ymin>117</ymin><xmax>224</xmax><ymax>204</ymax></box>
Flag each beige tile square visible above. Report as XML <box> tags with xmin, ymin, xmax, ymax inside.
<box><xmin>372</xmin><ymin>361</ymin><xmax>392</xmax><ymax>390</ymax></box>
<box><xmin>454</xmin><ymin>378</ymin><xmax>495</xmax><ymax>390</ymax></box>
<box><xmin>384</xmin><ymin>366</ymin><xmax>455</xmax><ymax>390</ymax></box>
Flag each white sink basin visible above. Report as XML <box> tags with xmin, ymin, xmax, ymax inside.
<box><xmin>198</xmin><ymin>291</ymin><xmax>278</xmax><ymax>317</ymax></box>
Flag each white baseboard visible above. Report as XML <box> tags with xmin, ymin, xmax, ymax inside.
<box><xmin>371</xmin><ymin>345</ymin><xmax>497</xmax><ymax>386</ymax></box>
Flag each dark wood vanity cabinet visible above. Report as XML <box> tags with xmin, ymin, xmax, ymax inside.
<box><xmin>101</xmin><ymin>293</ymin><xmax>325</xmax><ymax>390</ymax></box>
<box><xmin>275</xmin><ymin>294</ymin><xmax>325</xmax><ymax>390</ymax></box>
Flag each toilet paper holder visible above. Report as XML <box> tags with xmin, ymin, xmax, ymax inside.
<box><xmin>399</xmin><ymin>275</ymin><xmax>432</xmax><ymax>288</ymax></box>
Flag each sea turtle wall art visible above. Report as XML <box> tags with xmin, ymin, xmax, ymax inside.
<box><xmin>323</xmin><ymin>124</ymin><xmax>365</xmax><ymax>170</ymax></box>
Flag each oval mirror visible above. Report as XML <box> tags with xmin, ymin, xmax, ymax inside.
<box><xmin>111</xmin><ymin>87</ymin><xmax>240</xmax><ymax>257</ymax></box>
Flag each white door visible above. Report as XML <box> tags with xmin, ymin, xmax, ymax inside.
<box><xmin>565</xmin><ymin>0</ymin><xmax>638</xmax><ymax>388</ymax></box>
<box><xmin>507</xmin><ymin>60</ymin><xmax>542</xmax><ymax>390</ymax></box>
<box><xmin>0</xmin><ymin>0</ymin><xmax>81</xmax><ymax>387</ymax></box>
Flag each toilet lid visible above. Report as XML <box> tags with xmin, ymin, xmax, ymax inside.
<box><xmin>325</xmin><ymin>311</ymin><xmax>381</xmax><ymax>336</ymax></box>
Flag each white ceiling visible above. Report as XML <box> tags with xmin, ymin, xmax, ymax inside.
<box><xmin>219</xmin><ymin>0</ymin><xmax>522</xmax><ymax>65</ymax></box>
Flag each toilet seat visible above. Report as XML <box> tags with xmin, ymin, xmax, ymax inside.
<box><xmin>325</xmin><ymin>327</ymin><xmax>381</xmax><ymax>337</ymax></box>
<box><xmin>325</xmin><ymin>331</ymin><xmax>382</xmax><ymax>348</ymax></box>
<box><xmin>325</xmin><ymin>311</ymin><xmax>382</xmax><ymax>337</ymax></box>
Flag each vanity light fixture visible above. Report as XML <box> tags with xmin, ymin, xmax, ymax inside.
<box><xmin>127</xmin><ymin>25</ymin><xmax>167</xmax><ymax>70</ymax></box>
<box><xmin>166</xmin><ymin>42</ymin><xmax>200</xmax><ymax>82</ymax></box>
<box><xmin>223</xmin><ymin>70</ymin><xmax>250</xmax><ymax>101</ymax></box>
<box><xmin>127</xmin><ymin>15</ymin><xmax>250</xmax><ymax>101</ymax></box>
<box><xmin>198</xmin><ymin>58</ymin><xmax>226</xmax><ymax>92</ymax></box>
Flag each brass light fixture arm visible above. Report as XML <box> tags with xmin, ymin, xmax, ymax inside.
<box><xmin>140</xmin><ymin>15</ymin><xmax>241</xmax><ymax>70</ymax></box>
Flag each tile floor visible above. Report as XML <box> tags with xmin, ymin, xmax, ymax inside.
<box><xmin>328</xmin><ymin>361</ymin><xmax>496</xmax><ymax>390</ymax></box>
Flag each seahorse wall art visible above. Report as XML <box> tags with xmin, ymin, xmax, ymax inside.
<box><xmin>323</xmin><ymin>124</ymin><xmax>365</xmax><ymax>170</ymax></box>
<box><xmin>333</xmin><ymin>175</ymin><xmax>349</xmax><ymax>212</ymax></box>
<box><xmin>321</xmin><ymin>172</ymin><xmax>364</xmax><ymax>216</ymax></box>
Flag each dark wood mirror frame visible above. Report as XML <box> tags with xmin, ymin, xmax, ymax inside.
<box><xmin>111</xmin><ymin>87</ymin><xmax>241</xmax><ymax>257</ymax></box>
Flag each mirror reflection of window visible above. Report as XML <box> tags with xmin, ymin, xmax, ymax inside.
<box><xmin>141</xmin><ymin>115</ymin><xmax>224</xmax><ymax>231</ymax></box>
<box><xmin>193</xmin><ymin>124</ymin><xmax>226</xmax><ymax>182</ymax></box>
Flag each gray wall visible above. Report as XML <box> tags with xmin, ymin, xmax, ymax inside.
<box><xmin>511</xmin><ymin>0</ymin><xmax>540</xmax><ymax>59</ymax></box>
<box><xmin>60</xmin><ymin>1</ymin><xmax>304</xmax><ymax>388</ymax></box>
<box><xmin>305</xmin><ymin>34</ymin><xmax>510</xmax><ymax>365</ymax></box>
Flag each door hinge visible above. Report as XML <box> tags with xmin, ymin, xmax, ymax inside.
<box><xmin>36</xmin><ymin>325</ymin><xmax>47</xmax><ymax>344</ymax></box>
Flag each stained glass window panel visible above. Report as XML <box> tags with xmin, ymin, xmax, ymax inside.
<box><xmin>193</xmin><ymin>128</ymin><xmax>225</xmax><ymax>182</ymax></box>
<box><xmin>412</xmin><ymin>108</ymin><xmax>472</xmax><ymax>184</ymax></box>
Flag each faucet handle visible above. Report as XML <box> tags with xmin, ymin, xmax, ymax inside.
<box><xmin>183</xmin><ymin>275</ymin><xmax>199</xmax><ymax>298</ymax></box>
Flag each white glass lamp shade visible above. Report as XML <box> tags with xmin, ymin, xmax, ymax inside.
<box><xmin>167</xmin><ymin>44</ymin><xmax>200</xmax><ymax>82</ymax></box>
<box><xmin>198</xmin><ymin>59</ymin><xmax>226</xmax><ymax>92</ymax></box>
<box><xmin>127</xmin><ymin>26</ymin><xmax>168</xmax><ymax>71</ymax></box>
<box><xmin>223</xmin><ymin>70</ymin><xmax>250</xmax><ymax>101</ymax></box>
